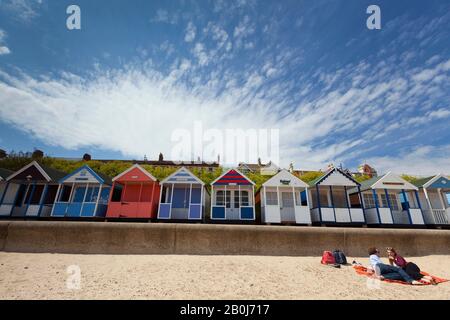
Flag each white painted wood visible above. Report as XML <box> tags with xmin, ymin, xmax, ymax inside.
<box><xmin>371</xmin><ymin>172</ymin><xmax>418</xmax><ymax>190</ymax></box>
<box><xmin>321</xmin><ymin>208</ymin><xmax>335</xmax><ymax>222</ymax></box>
<box><xmin>263</xmin><ymin>169</ymin><xmax>309</xmax><ymax>187</ymax></box>
<box><xmin>437</xmin><ymin>188</ymin><xmax>446</xmax><ymax>210</ymax></box>
<box><xmin>379</xmin><ymin>208</ymin><xmax>394</xmax><ymax>224</ymax></box>
<box><xmin>335</xmin><ymin>208</ymin><xmax>351</xmax><ymax>223</ymax></box>
<box><xmin>350</xmin><ymin>208</ymin><xmax>365</xmax><ymax>223</ymax></box>
<box><xmin>319</xmin><ymin>171</ymin><xmax>358</xmax><ymax>187</ymax></box>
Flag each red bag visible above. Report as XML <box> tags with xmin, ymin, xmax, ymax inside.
<box><xmin>321</xmin><ymin>251</ymin><xmax>336</xmax><ymax>265</ymax></box>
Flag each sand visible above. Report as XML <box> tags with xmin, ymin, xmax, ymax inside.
<box><xmin>0</xmin><ymin>252</ymin><xmax>449</xmax><ymax>300</ymax></box>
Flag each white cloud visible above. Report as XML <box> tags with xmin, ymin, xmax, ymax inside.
<box><xmin>191</xmin><ymin>43</ymin><xmax>210</xmax><ymax>66</ymax></box>
<box><xmin>150</xmin><ymin>9</ymin><xmax>179</xmax><ymax>24</ymax></box>
<box><xmin>366</xmin><ymin>146</ymin><xmax>450</xmax><ymax>176</ymax></box>
<box><xmin>1</xmin><ymin>51</ymin><xmax>449</xmax><ymax>173</ymax></box>
<box><xmin>184</xmin><ymin>22</ymin><xmax>196</xmax><ymax>42</ymax></box>
<box><xmin>1</xmin><ymin>9</ymin><xmax>450</xmax><ymax>173</ymax></box>
<box><xmin>0</xmin><ymin>46</ymin><xmax>11</xmax><ymax>55</ymax></box>
<box><xmin>0</xmin><ymin>29</ymin><xmax>11</xmax><ymax>55</ymax></box>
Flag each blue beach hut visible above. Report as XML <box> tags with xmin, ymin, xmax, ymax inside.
<box><xmin>158</xmin><ymin>167</ymin><xmax>208</xmax><ymax>220</ymax></box>
<box><xmin>51</xmin><ymin>165</ymin><xmax>112</xmax><ymax>218</ymax></box>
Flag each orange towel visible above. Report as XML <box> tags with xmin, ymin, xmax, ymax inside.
<box><xmin>353</xmin><ymin>265</ymin><xmax>448</xmax><ymax>285</ymax></box>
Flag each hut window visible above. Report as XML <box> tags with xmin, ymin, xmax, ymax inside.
<box><xmin>30</xmin><ymin>185</ymin><xmax>44</xmax><ymax>204</ymax></box>
<box><xmin>191</xmin><ymin>187</ymin><xmax>201</xmax><ymax>204</ymax></box>
<box><xmin>44</xmin><ymin>185</ymin><xmax>59</xmax><ymax>204</ymax></box>
<box><xmin>216</xmin><ymin>190</ymin><xmax>225</xmax><ymax>205</ymax></box>
<box><xmin>363</xmin><ymin>193</ymin><xmax>376</xmax><ymax>208</ymax></box>
<box><xmin>14</xmin><ymin>185</ymin><xmax>27</xmax><ymax>207</ymax></box>
<box><xmin>111</xmin><ymin>186</ymin><xmax>122</xmax><ymax>202</ymax></box>
<box><xmin>215</xmin><ymin>190</ymin><xmax>231</xmax><ymax>207</ymax></box>
<box><xmin>266</xmin><ymin>191</ymin><xmax>278</xmax><ymax>205</ymax></box>
<box><xmin>299</xmin><ymin>191</ymin><xmax>307</xmax><ymax>206</ymax></box>
<box><xmin>240</xmin><ymin>190</ymin><xmax>249</xmax><ymax>206</ymax></box>
<box><xmin>59</xmin><ymin>185</ymin><xmax>72</xmax><ymax>202</ymax></box>
<box><xmin>234</xmin><ymin>192</ymin><xmax>240</xmax><ymax>208</ymax></box>
<box><xmin>225</xmin><ymin>191</ymin><xmax>231</xmax><ymax>207</ymax></box>
<box><xmin>446</xmin><ymin>193</ymin><xmax>450</xmax><ymax>206</ymax></box>
<box><xmin>332</xmin><ymin>189</ymin><xmax>347</xmax><ymax>208</ymax></box>
<box><xmin>84</xmin><ymin>187</ymin><xmax>100</xmax><ymax>202</ymax></box>
<box><xmin>380</xmin><ymin>193</ymin><xmax>399</xmax><ymax>211</ymax></box>
<box><xmin>161</xmin><ymin>186</ymin><xmax>173</xmax><ymax>203</ymax></box>
<box><xmin>318</xmin><ymin>189</ymin><xmax>329</xmax><ymax>207</ymax></box>
<box><xmin>73</xmin><ymin>187</ymin><xmax>86</xmax><ymax>203</ymax></box>
<box><xmin>99</xmin><ymin>188</ymin><xmax>111</xmax><ymax>203</ymax></box>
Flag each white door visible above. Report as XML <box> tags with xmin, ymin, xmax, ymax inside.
<box><xmin>280</xmin><ymin>191</ymin><xmax>295</xmax><ymax>222</ymax></box>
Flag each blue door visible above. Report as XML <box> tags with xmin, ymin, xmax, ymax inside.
<box><xmin>172</xmin><ymin>187</ymin><xmax>190</xmax><ymax>208</ymax></box>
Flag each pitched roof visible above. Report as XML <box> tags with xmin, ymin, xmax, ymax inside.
<box><xmin>356</xmin><ymin>175</ymin><xmax>383</xmax><ymax>192</ymax></box>
<box><xmin>112</xmin><ymin>164</ymin><xmax>158</xmax><ymax>182</ymax></box>
<box><xmin>211</xmin><ymin>169</ymin><xmax>255</xmax><ymax>186</ymax></box>
<box><xmin>161</xmin><ymin>166</ymin><xmax>204</xmax><ymax>185</ymax></box>
<box><xmin>6</xmin><ymin>161</ymin><xmax>67</xmax><ymax>182</ymax></box>
<box><xmin>309</xmin><ymin>166</ymin><xmax>359</xmax><ymax>186</ymax></box>
<box><xmin>59</xmin><ymin>165</ymin><xmax>112</xmax><ymax>185</ymax></box>
<box><xmin>413</xmin><ymin>174</ymin><xmax>450</xmax><ymax>189</ymax></box>
<box><xmin>412</xmin><ymin>176</ymin><xmax>434</xmax><ymax>188</ymax></box>
<box><xmin>262</xmin><ymin>169</ymin><xmax>309</xmax><ymax>187</ymax></box>
<box><xmin>350</xmin><ymin>172</ymin><xmax>418</xmax><ymax>192</ymax></box>
<box><xmin>0</xmin><ymin>168</ymin><xmax>13</xmax><ymax>181</ymax></box>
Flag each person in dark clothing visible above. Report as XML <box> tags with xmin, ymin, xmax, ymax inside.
<box><xmin>386</xmin><ymin>247</ymin><xmax>436</xmax><ymax>284</ymax></box>
<box><xmin>368</xmin><ymin>247</ymin><xmax>422</xmax><ymax>285</ymax></box>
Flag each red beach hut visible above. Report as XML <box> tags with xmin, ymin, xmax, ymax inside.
<box><xmin>106</xmin><ymin>164</ymin><xmax>160</xmax><ymax>219</ymax></box>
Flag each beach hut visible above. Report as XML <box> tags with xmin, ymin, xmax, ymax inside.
<box><xmin>258</xmin><ymin>169</ymin><xmax>311</xmax><ymax>224</ymax></box>
<box><xmin>414</xmin><ymin>174</ymin><xmax>450</xmax><ymax>225</ymax></box>
<box><xmin>0</xmin><ymin>168</ymin><xmax>14</xmax><ymax>216</ymax></box>
<box><xmin>157</xmin><ymin>167</ymin><xmax>208</xmax><ymax>220</ymax></box>
<box><xmin>106</xmin><ymin>164</ymin><xmax>160</xmax><ymax>219</ymax></box>
<box><xmin>309</xmin><ymin>166</ymin><xmax>365</xmax><ymax>224</ymax></box>
<box><xmin>210</xmin><ymin>169</ymin><xmax>255</xmax><ymax>221</ymax></box>
<box><xmin>0</xmin><ymin>161</ymin><xmax>65</xmax><ymax>217</ymax></box>
<box><xmin>51</xmin><ymin>165</ymin><xmax>112</xmax><ymax>218</ymax></box>
<box><xmin>351</xmin><ymin>172</ymin><xmax>425</xmax><ymax>225</ymax></box>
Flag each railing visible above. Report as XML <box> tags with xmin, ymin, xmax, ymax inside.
<box><xmin>432</xmin><ymin>209</ymin><xmax>448</xmax><ymax>224</ymax></box>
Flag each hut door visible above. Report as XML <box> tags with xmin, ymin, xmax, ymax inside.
<box><xmin>280</xmin><ymin>191</ymin><xmax>295</xmax><ymax>222</ymax></box>
<box><xmin>172</xmin><ymin>186</ymin><xmax>190</xmax><ymax>219</ymax></box>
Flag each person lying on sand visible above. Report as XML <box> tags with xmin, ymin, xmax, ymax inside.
<box><xmin>368</xmin><ymin>247</ymin><xmax>422</xmax><ymax>285</ymax></box>
<box><xmin>386</xmin><ymin>247</ymin><xmax>436</xmax><ymax>285</ymax></box>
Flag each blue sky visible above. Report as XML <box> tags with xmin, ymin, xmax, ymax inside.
<box><xmin>0</xmin><ymin>0</ymin><xmax>449</xmax><ymax>174</ymax></box>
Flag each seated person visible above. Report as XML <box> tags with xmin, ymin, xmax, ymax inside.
<box><xmin>368</xmin><ymin>247</ymin><xmax>422</xmax><ymax>285</ymax></box>
<box><xmin>386</xmin><ymin>247</ymin><xmax>436</xmax><ymax>284</ymax></box>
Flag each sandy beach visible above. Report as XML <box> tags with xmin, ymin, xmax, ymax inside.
<box><xmin>0</xmin><ymin>252</ymin><xmax>449</xmax><ymax>300</ymax></box>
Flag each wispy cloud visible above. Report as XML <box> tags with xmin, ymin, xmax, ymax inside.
<box><xmin>0</xmin><ymin>2</ymin><xmax>449</xmax><ymax>175</ymax></box>
<box><xmin>184</xmin><ymin>22</ymin><xmax>196</xmax><ymax>42</ymax></box>
<box><xmin>0</xmin><ymin>0</ymin><xmax>43</xmax><ymax>22</ymax></box>
<box><xmin>0</xmin><ymin>29</ymin><xmax>11</xmax><ymax>55</ymax></box>
<box><xmin>150</xmin><ymin>9</ymin><xmax>179</xmax><ymax>25</ymax></box>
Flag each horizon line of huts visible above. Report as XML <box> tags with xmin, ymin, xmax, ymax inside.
<box><xmin>0</xmin><ymin>161</ymin><xmax>449</xmax><ymax>227</ymax></box>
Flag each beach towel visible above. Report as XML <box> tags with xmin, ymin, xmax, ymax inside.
<box><xmin>353</xmin><ymin>265</ymin><xmax>448</xmax><ymax>285</ymax></box>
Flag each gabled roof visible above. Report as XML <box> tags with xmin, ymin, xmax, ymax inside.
<box><xmin>263</xmin><ymin>169</ymin><xmax>309</xmax><ymax>188</ymax></box>
<box><xmin>112</xmin><ymin>164</ymin><xmax>157</xmax><ymax>182</ymax></box>
<box><xmin>357</xmin><ymin>172</ymin><xmax>418</xmax><ymax>192</ymax></box>
<box><xmin>309</xmin><ymin>166</ymin><xmax>360</xmax><ymax>187</ymax></box>
<box><xmin>6</xmin><ymin>161</ymin><xmax>66</xmax><ymax>182</ymax></box>
<box><xmin>0</xmin><ymin>168</ymin><xmax>13</xmax><ymax>181</ymax></box>
<box><xmin>414</xmin><ymin>173</ymin><xmax>450</xmax><ymax>189</ymax></box>
<box><xmin>160</xmin><ymin>166</ymin><xmax>204</xmax><ymax>185</ymax></box>
<box><xmin>59</xmin><ymin>165</ymin><xmax>112</xmax><ymax>185</ymax></box>
<box><xmin>211</xmin><ymin>169</ymin><xmax>255</xmax><ymax>186</ymax></box>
